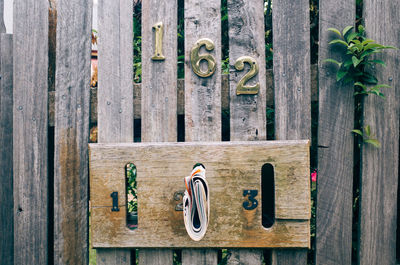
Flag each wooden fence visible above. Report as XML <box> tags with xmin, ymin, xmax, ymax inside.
<box><xmin>0</xmin><ymin>0</ymin><xmax>399</xmax><ymax>264</ymax></box>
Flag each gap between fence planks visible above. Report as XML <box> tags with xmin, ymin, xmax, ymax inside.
<box><xmin>139</xmin><ymin>0</ymin><xmax>177</xmax><ymax>263</ymax></box>
<box><xmin>316</xmin><ymin>0</ymin><xmax>355</xmax><ymax>264</ymax></box>
<box><xmin>360</xmin><ymin>1</ymin><xmax>399</xmax><ymax>264</ymax></box>
<box><xmin>272</xmin><ymin>0</ymin><xmax>311</xmax><ymax>264</ymax></box>
<box><xmin>13</xmin><ymin>0</ymin><xmax>49</xmax><ymax>264</ymax></box>
<box><xmin>47</xmin><ymin>66</ymin><xmax>319</xmax><ymax>127</ymax></box>
<box><xmin>227</xmin><ymin>0</ymin><xmax>266</xmax><ymax>263</ymax></box>
<box><xmin>0</xmin><ymin>33</ymin><xmax>13</xmax><ymax>265</ymax></box>
<box><xmin>96</xmin><ymin>0</ymin><xmax>133</xmax><ymax>264</ymax></box>
<box><xmin>183</xmin><ymin>0</ymin><xmax>221</xmax><ymax>263</ymax></box>
<box><xmin>53</xmin><ymin>0</ymin><xmax>92</xmax><ymax>264</ymax></box>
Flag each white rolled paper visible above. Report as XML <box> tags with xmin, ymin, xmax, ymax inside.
<box><xmin>183</xmin><ymin>165</ymin><xmax>210</xmax><ymax>241</ymax></box>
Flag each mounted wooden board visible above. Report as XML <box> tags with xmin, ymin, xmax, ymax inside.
<box><xmin>89</xmin><ymin>140</ymin><xmax>310</xmax><ymax>248</ymax></box>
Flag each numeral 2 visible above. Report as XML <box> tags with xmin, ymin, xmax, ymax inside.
<box><xmin>110</xmin><ymin>191</ymin><xmax>120</xmax><ymax>212</ymax></box>
<box><xmin>243</xmin><ymin>189</ymin><xmax>258</xmax><ymax>210</ymax></box>
<box><xmin>151</xmin><ymin>22</ymin><xmax>165</xmax><ymax>61</ymax></box>
<box><xmin>234</xmin><ymin>56</ymin><xmax>260</xmax><ymax>95</ymax></box>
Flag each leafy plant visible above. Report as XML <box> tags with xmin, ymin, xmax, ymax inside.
<box><xmin>127</xmin><ymin>163</ymin><xmax>137</xmax><ymax>213</ymax></box>
<box><xmin>324</xmin><ymin>25</ymin><xmax>396</xmax><ymax>147</ymax></box>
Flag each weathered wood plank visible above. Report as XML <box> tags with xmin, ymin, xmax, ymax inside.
<box><xmin>141</xmin><ymin>0</ymin><xmax>177</xmax><ymax>142</ymax></box>
<box><xmin>359</xmin><ymin>1</ymin><xmax>400</xmax><ymax>264</ymax></box>
<box><xmin>89</xmin><ymin>141</ymin><xmax>310</xmax><ymax>248</ymax></box>
<box><xmin>184</xmin><ymin>0</ymin><xmax>221</xmax><ymax>142</ymax></box>
<box><xmin>0</xmin><ymin>33</ymin><xmax>13</xmax><ymax>265</ymax></box>
<box><xmin>316</xmin><ymin>0</ymin><xmax>355</xmax><ymax>264</ymax></box>
<box><xmin>184</xmin><ymin>0</ymin><xmax>221</xmax><ymax>262</ymax></box>
<box><xmin>0</xmin><ymin>0</ymin><xmax>5</xmax><ymax>33</ymax></box>
<box><xmin>227</xmin><ymin>0</ymin><xmax>266</xmax><ymax>262</ymax></box>
<box><xmin>13</xmin><ymin>0</ymin><xmax>49</xmax><ymax>264</ymax></box>
<box><xmin>140</xmin><ymin>0</ymin><xmax>177</xmax><ymax>263</ymax></box>
<box><xmin>97</xmin><ymin>0</ymin><xmax>133</xmax><ymax>143</ymax></box>
<box><xmin>54</xmin><ymin>0</ymin><xmax>92</xmax><ymax>264</ymax></box>
<box><xmin>272</xmin><ymin>0</ymin><xmax>311</xmax><ymax>263</ymax></box>
<box><xmin>96</xmin><ymin>0</ymin><xmax>133</xmax><ymax>263</ymax></box>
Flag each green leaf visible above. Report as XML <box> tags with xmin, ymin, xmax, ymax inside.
<box><xmin>329</xmin><ymin>39</ymin><xmax>349</xmax><ymax>47</ymax></box>
<box><xmin>354</xmin><ymin>82</ymin><xmax>366</xmax><ymax>89</ymax></box>
<box><xmin>382</xmin><ymin>45</ymin><xmax>397</xmax><ymax>49</ymax></box>
<box><xmin>347</xmin><ymin>32</ymin><xmax>358</xmax><ymax>43</ymax></box>
<box><xmin>365</xmin><ymin>43</ymin><xmax>385</xmax><ymax>50</ymax></box>
<box><xmin>364</xmin><ymin>125</ymin><xmax>371</xmax><ymax>137</ymax></box>
<box><xmin>362</xmin><ymin>72</ymin><xmax>378</xmax><ymax>84</ymax></box>
<box><xmin>362</xmin><ymin>39</ymin><xmax>375</xmax><ymax>46</ymax></box>
<box><xmin>343</xmin><ymin>59</ymin><xmax>353</xmax><ymax>68</ymax></box>
<box><xmin>352</xmin><ymin>56</ymin><xmax>362</xmax><ymax>67</ymax></box>
<box><xmin>368</xmin><ymin>59</ymin><xmax>386</xmax><ymax>66</ymax></box>
<box><xmin>342</xmin><ymin>26</ymin><xmax>354</xmax><ymax>37</ymax></box>
<box><xmin>351</xmin><ymin>129</ymin><xmax>363</xmax><ymax>136</ymax></box>
<box><xmin>336</xmin><ymin>69</ymin><xmax>348</xmax><ymax>81</ymax></box>
<box><xmin>364</xmin><ymin>139</ymin><xmax>381</xmax><ymax>148</ymax></box>
<box><xmin>371</xmin><ymin>84</ymin><xmax>391</xmax><ymax>90</ymax></box>
<box><xmin>327</xmin><ymin>28</ymin><xmax>342</xmax><ymax>37</ymax></box>
<box><xmin>323</xmin><ymin>58</ymin><xmax>342</xmax><ymax>67</ymax></box>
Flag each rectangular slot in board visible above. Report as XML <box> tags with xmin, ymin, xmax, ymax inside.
<box><xmin>89</xmin><ymin>140</ymin><xmax>311</xmax><ymax>248</ymax></box>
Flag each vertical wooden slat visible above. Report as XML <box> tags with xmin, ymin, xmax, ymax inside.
<box><xmin>184</xmin><ymin>0</ymin><xmax>221</xmax><ymax>143</ymax></box>
<box><xmin>0</xmin><ymin>33</ymin><xmax>13</xmax><ymax>265</ymax></box>
<box><xmin>97</xmin><ymin>0</ymin><xmax>133</xmax><ymax>264</ymax></box>
<box><xmin>272</xmin><ymin>0</ymin><xmax>310</xmax><ymax>264</ymax></box>
<box><xmin>54</xmin><ymin>0</ymin><xmax>92</xmax><ymax>264</ymax></box>
<box><xmin>183</xmin><ymin>0</ymin><xmax>221</xmax><ymax>263</ymax></box>
<box><xmin>227</xmin><ymin>0</ymin><xmax>266</xmax><ymax>263</ymax></box>
<box><xmin>0</xmin><ymin>0</ymin><xmax>5</xmax><ymax>33</ymax></box>
<box><xmin>360</xmin><ymin>1</ymin><xmax>399</xmax><ymax>264</ymax></box>
<box><xmin>13</xmin><ymin>0</ymin><xmax>49</xmax><ymax>264</ymax></box>
<box><xmin>139</xmin><ymin>0</ymin><xmax>177</xmax><ymax>263</ymax></box>
<box><xmin>316</xmin><ymin>0</ymin><xmax>355</xmax><ymax>264</ymax></box>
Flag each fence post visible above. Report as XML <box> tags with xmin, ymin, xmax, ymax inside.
<box><xmin>182</xmin><ymin>0</ymin><xmax>221</xmax><ymax>263</ymax></box>
<box><xmin>316</xmin><ymin>0</ymin><xmax>355</xmax><ymax>264</ymax></box>
<box><xmin>97</xmin><ymin>0</ymin><xmax>134</xmax><ymax>264</ymax></box>
<box><xmin>359</xmin><ymin>1</ymin><xmax>400</xmax><ymax>264</ymax></box>
<box><xmin>54</xmin><ymin>0</ymin><xmax>92</xmax><ymax>264</ymax></box>
<box><xmin>272</xmin><ymin>0</ymin><xmax>311</xmax><ymax>264</ymax></box>
<box><xmin>0</xmin><ymin>33</ymin><xmax>13</xmax><ymax>265</ymax></box>
<box><xmin>227</xmin><ymin>0</ymin><xmax>266</xmax><ymax>264</ymax></box>
<box><xmin>13</xmin><ymin>0</ymin><xmax>49</xmax><ymax>263</ymax></box>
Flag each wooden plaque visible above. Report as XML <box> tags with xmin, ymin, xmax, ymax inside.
<box><xmin>89</xmin><ymin>140</ymin><xmax>311</xmax><ymax>248</ymax></box>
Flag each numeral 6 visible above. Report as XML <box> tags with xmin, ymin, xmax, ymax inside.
<box><xmin>190</xmin><ymin>38</ymin><xmax>217</xmax><ymax>78</ymax></box>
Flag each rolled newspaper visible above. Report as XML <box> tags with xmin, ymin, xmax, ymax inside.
<box><xmin>183</xmin><ymin>164</ymin><xmax>210</xmax><ymax>241</ymax></box>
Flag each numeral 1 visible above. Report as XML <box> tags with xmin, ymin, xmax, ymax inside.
<box><xmin>111</xmin><ymin>191</ymin><xmax>120</xmax><ymax>212</ymax></box>
<box><xmin>151</xmin><ymin>22</ymin><xmax>165</xmax><ymax>61</ymax></box>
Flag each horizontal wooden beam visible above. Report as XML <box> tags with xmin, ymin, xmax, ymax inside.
<box><xmin>89</xmin><ymin>140</ymin><xmax>311</xmax><ymax>248</ymax></box>
<box><xmin>48</xmin><ymin>66</ymin><xmax>318</xmax><ymax>126</ymax></box>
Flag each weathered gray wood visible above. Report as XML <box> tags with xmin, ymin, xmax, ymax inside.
<box><xmin>184</xmin><ymin>0</ymin><xmax>221</xmax><ymax>142</ymax></box>
<box><xmin>272</xmin><ymin>0</ymin><xmax>311</xmax><ymax>263</ymax></box>
<box><xmin>183</xmin><ymin>0</ymin><xmax>221</xmax><ymax>263</ymax></box>
<box><xmin>316</xmin><ymin>1</ymin><xmax>355</xmax><ymax>264</ymax></box>
<box><xmin>97</xmin><ymin>0</ymin><xmax>133</xmax><ymax>143</ymax></box>
<box><xmin>227</xmin><ymin>0</ymin><xmax>266</xmax><ymax>263</ymax></box>
<box><xmin>139</xmin><ymin>0</ymin><xmax>177</xmax><ymax>263</ymax></box>
<box><xmin>359</xmin><ymin>1</ymin><xmax>399</xmax><ymax>264</ymax></box>
<box><xmin>97</xmin><ymin>0</ymin><xmax>133</xmax><ymax>264</ymax></box>
<box><xmin>228</xmin><ymin>0</ymin><xmax>266</xmax><ymax>141</ymax></box>
<box><xmin>141</xmin><ymin>0</ymin><xmax>177</xmax><ymax>142</ymax></box>
<box><xmin>0</xmin><ymin>33</ymin><xmax>13</xmax><ymax>265</ymax></box>
<box><xmin>54</xmin><ymin>0</ymin><xmax>92</xmax><ymax>264</ymax></box>
<box><xmin>13</xmin><ymin>0</ymin><xmax>49</xmax><ymax>264</ymax></box>
<box><xmin>0</xmin><ymin>0</ymin><xmax>5</xmax><ymax>33</ymax></box>
<box><xmin>96</xmin><ymin>249</ymin><xmax>131</xmax><ymax>265</ymax></box>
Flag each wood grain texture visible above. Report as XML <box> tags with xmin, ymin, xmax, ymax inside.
<box><xmin>184</xmin><ymin>0</ymin><xmax>221</xmax><ymax>142</ymax></box>
<box><xmin>228</xmin><ymin>0</ymin><xmax>266</xmax><ymax>141</ymax></box>
<box><xmin>140</xmin><ymin>0</ymin><xmax>176</xmax><ymax>263</ymax></box>
<box><xmin>272</xmin><ymin>0</ymin><xmax>311</xmax><ymax>263</ymax></box>
<box><xmin>97</xmin><ymin>0</ymin><xmax>133</xmax><ymax>263</ymax></box>
<box><xmin>316</xmin><ymin>1</ymin><xmax>355</xmax><ymax>264</ymax></box>
<box><xmin>0</xmin><ymin>33</ymin><xmax>13</xmax><ymax>265</ymax></box>
<box><xmin>0</xmin><ymin>0</ymin><xmax>5</xmax><ymax>33</ymax></box>
<box><xmin>359</xmin><ymin>1</ymin><xmax>400</xmax><ymax>264</ymax></box>
<box><xmin>13</xmin><ymin>0</ymin><xmax>49</xmax><ymax>264</ymax></box>
<box><xmin>141</xmin><ymin>0</ymin><xmax>177</xmax><ymax>142</ymax></box>
<box><xmin>184</xmin><ymin>0</ymin><xmax>221</xmax><ymax>262</ymax></box>
<box><xmin>97</xmin><ymin>0</ymin><xmax>133</xmax><ymax>143</ymax></box>
<box><xmin>54</xmin><ymin>0</ymin><xmax>92</xmax><ymax>264</ymax></box>
<box><xmin>89</xmin><ymin>141</ymin><xmax>311</xmax><ymax>248</ymax></box>
<box><xmin>227</xmin><ymin>0</ymin><xmax>266</xmax><ymax>263</ymax></box>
